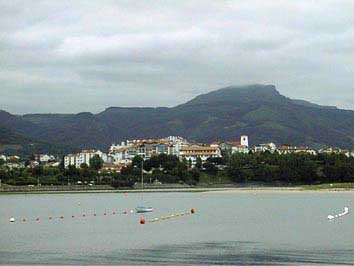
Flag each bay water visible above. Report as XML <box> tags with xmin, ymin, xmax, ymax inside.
<box><xmin>0</xmin><ymin>192</ymin><xmax>353</xmax><ymax>265</ymax></box>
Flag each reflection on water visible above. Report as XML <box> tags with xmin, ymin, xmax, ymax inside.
<box><xmin>101</xmin><ymin>241</ymin><xmax>354</xmax><ymax>266</ymax></box>
<box><xmin>1</xmin><ymin>241</ymin><xmax>354</xmax><ymax>265</ymax></box>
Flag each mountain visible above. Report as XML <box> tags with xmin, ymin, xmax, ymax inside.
<box><xmin>0</xmin><ymin>111</ymin><xmax>34</xmax><ymax>144</ymax></box>
<box><xmin>1</xmin><ymin>84</ymin><xmax>353</xmax><ymax>155</ymax></box>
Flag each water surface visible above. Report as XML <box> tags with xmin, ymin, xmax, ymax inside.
<box><xmin>0</xmin><ymin>192</ymin><xmax>353</xmax><ymax>265</ymax></box>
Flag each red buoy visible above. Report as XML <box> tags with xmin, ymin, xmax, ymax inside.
<box><xmin>140</xmin><ymin>217</ymin><xmax>146</xmax><ymax>224</ymax></box>
<box><xmin>191</xmin><ymin>208</ymin><xmax>195</xmax><ymax>214</ymax></box>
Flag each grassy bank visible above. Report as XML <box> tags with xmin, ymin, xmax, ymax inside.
<box><xmin>302</xmin><ymin>183</ymin><xmax>354</xmax><ymax>190</ymax></box>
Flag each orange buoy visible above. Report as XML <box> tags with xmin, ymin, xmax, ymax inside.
<box><xmin>140</xmin><ymin>217</ymin><xmax>146</xmax><ymax>224</ymax></box>
<box><xmin>191</xmin><ymin>208</ymin><xmax>195</xmax><ymax>214</ymax></box>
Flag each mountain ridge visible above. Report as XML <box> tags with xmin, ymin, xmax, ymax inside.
<box><xmin>1</xmin><ymin>84</ymin><xmax>353</xmax><ymax>154</ymax></box>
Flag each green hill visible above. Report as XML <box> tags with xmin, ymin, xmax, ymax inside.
<box><xmin>1</xmin><ymin>84</ymin><xmax>353</xmax><ymax>154</ymax></box>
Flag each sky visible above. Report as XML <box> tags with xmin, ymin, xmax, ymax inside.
<box><xmin>0</xmin><ymin>0</ymin><xmax>353</xmax><ymax>114</ymax></box>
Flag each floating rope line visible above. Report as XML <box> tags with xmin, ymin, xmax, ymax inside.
<box><xmin>140</xmin><ymin>208</ymin><xmax>195</xmax><ymax>224</ymax></box>
<box><xmin>9</xmin><ymin>209</ymin><xmax>136</xmax><ymax>223</ymax></box>
<box><xmin>327</xmin><ymin>206</ymin><xmax>349</xmax><ymax>220</ymax></box>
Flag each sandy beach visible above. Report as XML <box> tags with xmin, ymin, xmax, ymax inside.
<box><xmin>203</xmin><ymin>187</ymin><xmax>354</xmax><ymax>194</ymax></box>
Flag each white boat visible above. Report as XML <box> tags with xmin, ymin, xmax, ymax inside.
<box><xmin>135</xmin><ymin>206</ymin><xmax>153</xmax><ymax>213</ymax></box>
<box><xmin>135</xmin><ymin>159</ymin><xmax>153</xmax><ymax>213</ymax></box>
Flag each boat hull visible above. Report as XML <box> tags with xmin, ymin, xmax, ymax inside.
<box><xmin>136</xmin><ymin>206</ymin><xmax>153</xmax><ymax>213</ymax></box>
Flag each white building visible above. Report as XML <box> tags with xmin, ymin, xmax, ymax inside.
<box><xmin>33</xmin><ymin>154</ymin><xmax>56</xmax><ymax>163</ymax></box>
<box><xmin>179</xmin><ymin>145</ymin><xmax>222</xmax><ymax>167</ymax></box>
<box><xmin>318</xmin><ymin>147</ymin><xmax>341</xmax><ymax>154</ymax></box>
<box><xmin>277</xmin><ymin>146</ymin><xmax>317</xmax><ymax>155</ymax></box>
<box><xmin>0</xmin><ymin>155</ymin><xmax>6</xmax><ymax>161</ymax></box>
<box><xmin>64</xmin><ymin>150</ymin><xmax>108</xmax><ymax>168</ymax></box>
<box><xmin>110</xmin><ymin>146</ymin><xmax>136</xmax><ymax>165</ymax></box>
<box><xmin>166</xmin><ymin>136</ymin><xmax>189</xmax><ymax>156</ymax></box>
<box><xmin>6</xmin><ymin>155</ymin><xmax>20</xmax><ymax>161</ymax></box>
<box><xmin>220</xmin><ymin>135</ymin><xmax>249</xmax><ymax>154</ymax></box>
<box><xmin>231</xmin><ymin>135</ymin><xmax>249</xmax><ymax>154</ymax></box>
<box><xmin>343</xmin><ymin>150</ymin><xmax>354</xmax><ymax>157</ymax></box>
<box><xmin>254</xmin><ymin>143</ymin><xmax>277</xmax><ymax>153</ymax></box>
<box><xmin>109</xmin><ymin>136</ymin><xmax>189</xmax><ymax>165</ymax></box>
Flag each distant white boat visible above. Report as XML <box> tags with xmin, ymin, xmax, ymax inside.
<box><xmin>135</xmin><ymin>159</ymin><xmax>153</xmax><ymax>213</ymax></box>
<box><xmin>135</xmin><ymin>206</ymin><xmax>153</xmax><ymax>213</ymax></box>
<box><xmin>327</xmin><ymin>207</ymin><xmax>349</xmax><ymax>220</ymax></box>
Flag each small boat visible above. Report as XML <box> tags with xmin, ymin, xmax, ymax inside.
<box><xmin>135</xmin><ymin>159</ymin><xmax>153</xmax><ymax>213</ymax></box>
<box><xmin>135</xmin><ymin>206</ymin><xmax>153</xmax><ymax>213</ymax></box>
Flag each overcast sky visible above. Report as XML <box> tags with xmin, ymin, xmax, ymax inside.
<box><xmin>0</xmin><ymin>0</ymin><xmax>353</xmax><ymax>114</ymax></box>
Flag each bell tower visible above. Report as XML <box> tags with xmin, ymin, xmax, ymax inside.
<box><xmin>241</xmin><ymin>135</ymin><xmax>248</xmax><ymax>147</ymax></box>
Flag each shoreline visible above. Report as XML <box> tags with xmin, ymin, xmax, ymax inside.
<box><xmin>1</xmin><ymin>186</ymin><xmax>354</xmax><ymax>195</ymax></box>
<box><xmin>202</xmin><ymin>187</ymin><xmax>354</xmax><ymax>194</ymax></box>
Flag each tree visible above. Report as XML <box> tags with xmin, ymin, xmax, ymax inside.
<box><xmin>207</xmin><ymin>157</ymin><xmax>224</xmax><ymax>165</ymax></box>
<box><xmin>195</xmin><ymin>157</ymin><xmax>202</xmax><ymax>169</ymax></box>
<box><xmin>59</xmin><ymin>155</ymin><xmax>65</xmax><ymax>171</ymax></box>
<box><xmin>203</xmin><ymin>162</ymin><xmax>218</xmax><ymax>175</ymax></box>
<box><xmin>132</xmin><ymin>155</ymin><xmax>143</xmax><ymax>168</ymax></box>
<box><xmin>80</xmin><ymin>163</ymin><xmax>89</xmax><ymax>169</ymax></box>
<box><xmin>190</xmin><ymin>168</ymin><xmax>200</xmax><ymax>183</ymax></box>
<box><xmin>89</xmin><ymin>155</ymin><xmax>103</xmax><ymax>171</ymax></box>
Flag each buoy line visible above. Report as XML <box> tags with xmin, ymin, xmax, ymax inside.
<box><xmin>9</xmin><ymin>209</ymin><xmax>136</xmax><ymax>223</ymax></box>
<box><xmin>140</xmin><ymin>208</ymin><xmax>195</xmax><ymax>224</ymax></box>
<box><xmin>327</xmin><ymin>206</ymin><xmax>349</xmax><ymax>220</ymax></box>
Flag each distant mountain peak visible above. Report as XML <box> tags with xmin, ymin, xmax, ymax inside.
<box><xmin>183</xmin><ymin>84</ymin><xmax>283</xmax><ymax>106</ymax></box>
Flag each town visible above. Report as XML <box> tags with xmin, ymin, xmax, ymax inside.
<box><xmin>63</xmin><ymin>135</ymin><xmax>354</xmax><ymax>172</ymax></box>
<box><xmin>1</xmin><ymin>135</ymin><xmax>354</xmax><ymax>173</ymax></box>
<box><xmin>1</xmin><ymin>135</ymin><xmax>354</xmax><ymax>189</ymax></box>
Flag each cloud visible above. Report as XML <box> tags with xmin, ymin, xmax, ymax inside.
<box><xmin>0</xmin><ymin>0</ymin><xmax>353</xmax><ymax>113</ymax></box>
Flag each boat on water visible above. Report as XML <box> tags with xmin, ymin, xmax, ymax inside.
<box><xmin>136</xmin><ymin>206</ymin><xmax>153</xmax><ymax>213</ymax></box>
<box><xmin>135</xmin><ymin>159</ymin><xmax>153</xmax><ymax>213</ymax></box>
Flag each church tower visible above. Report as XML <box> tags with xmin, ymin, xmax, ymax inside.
<box><xmin>241</xmin><ymin>135</ymin><xmax>249</xmax><ymax>147</ymax></box>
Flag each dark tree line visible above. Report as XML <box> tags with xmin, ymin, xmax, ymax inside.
<box><xmin>225</xmin><ymin>152</ymin><xmax>354</xmax><ymax>185</ymax></box>
<box><xmin>1</xmin><ymin>152</ymin><xmax>353</xmax><ymax>187</ymax></box>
